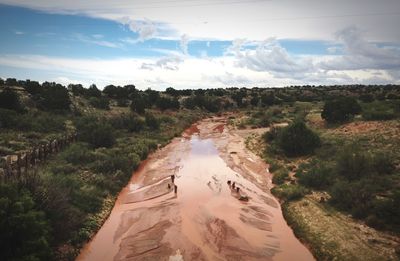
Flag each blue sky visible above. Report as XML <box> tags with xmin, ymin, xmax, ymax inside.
<box><xmin>0</xmin><ymin>1</ymin><xmax>399</xmax><ymax>89</ymax></box>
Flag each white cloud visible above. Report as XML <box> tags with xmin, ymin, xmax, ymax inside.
<box><xmin>120</xmin><ymin>17</ymin><xmax>157</xmax><ymax>42</ymax></box>
<box><xmin>229</xmin><ymin>39</ymin><xmax>314</xmax><ymax>77</ymax></box>
<box><xmin>1</xmin><ymin>0</ymin><xmax>400</xmax><ymax>41</ymax></box>
<box><xmin>319</xmin><ymin>26</ymin><xmax>400</xmax><ymax>70</ymax></box>
<box><xmin>141</xmin><ymin>55</ymin><xmax>184</xmax><ymax>71</ymax></box>
<box><xmin>14</xmin><ymin>31</ymin><xmax>25</xmax><ymax>35</ymax></box>
<box><xmin>180</xmin><ymin>34</ymin><xmax>189</xmax><ymax>55</ymax></box>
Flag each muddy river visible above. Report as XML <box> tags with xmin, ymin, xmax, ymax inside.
<box><xmin>77</xmin><ymin>117</ymin><xmax>314</xmax><ymax>261</ymax></box>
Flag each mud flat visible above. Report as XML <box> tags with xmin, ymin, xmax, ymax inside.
<box><xmin>77</xmin><ymin>117</ymin><xmax>314</xmax><ymax>261</ymax></box>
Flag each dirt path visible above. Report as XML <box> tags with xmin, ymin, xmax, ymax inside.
<box><xmin>77</xmin><ymin>117</ymin><xmax>314</xmax><ymax>261</ymax></box>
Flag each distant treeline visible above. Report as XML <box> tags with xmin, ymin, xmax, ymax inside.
<box><xmin>1</xmin><ymin>77</ymin><xmax>400</xmax><ymax>115</ymax></box>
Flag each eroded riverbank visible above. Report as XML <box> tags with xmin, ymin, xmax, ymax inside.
<box><xmin>77</xmin><ymin>117</ymin><xmax>314</xmax><ymax>261</ymax></box>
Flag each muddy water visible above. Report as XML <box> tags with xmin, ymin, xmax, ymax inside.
<box><xmin>77</xmin><ymin>118</ymin><xmax>314</xmax><ymax>261</ymax></box>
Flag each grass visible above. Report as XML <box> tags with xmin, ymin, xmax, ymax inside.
<box><xmin>283</xmin><ymin>195</ymin><xmax>399</xmax><ymax>261</ymax></box>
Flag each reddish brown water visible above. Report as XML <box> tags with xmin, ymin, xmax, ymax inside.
<box><xmin>77</xmin><ymin>118</ymin><xmax>314</xmax><ymax>261</ymax></box>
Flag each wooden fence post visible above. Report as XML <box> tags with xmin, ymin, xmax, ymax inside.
<box><xmin>5</xmin><ymin>155</ymin><xmax>12</xmax><ymax>177</ymax></box>
<box><xmin>16</xmin><ymin>153</ymin><xmax>21</xmax><ymax>178</ymax></box>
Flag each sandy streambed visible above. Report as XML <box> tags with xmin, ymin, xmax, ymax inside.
<box><xmin>77</xmin><ymin>117</ymin><xmax>314</xmax><ymax>261</ymax></box>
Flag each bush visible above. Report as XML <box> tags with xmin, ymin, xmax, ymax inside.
<box><xmin>145</xmin><ymin>112</ymin><xmax>160</xmax><ymax>130</ymax></box>
<box><xmin>336</xmin><ymin>146</ymin><xmax>371</xmax><ymax>181</ymax></box>
<box><xmin>90</xmin><ymin>148</ymin><xmax>132</xmax><ymax>174</ymax></box>
<box><xmin>297</xmin><ymin>162</ymin><xmax>334</xmax><ymax>190</ymax></box>
<box><xmin>60</xmin><ymin>142</ymin><xmax>94</xmax><ymax>165</ymax></box>
<box><xmin>71</xmin><ymin>185</ymin><xmax>104</xmax><ymax>213</ymax></box>
<box><xmin>322</xmin><ymin>97</ymin><xmax>361</xmax><ymax>123</ymax></box>
<box><xmin>271</xmin><ymin>184</ymin><xmax>307</xmax><ymax>201</ymax></box>
<box><xmin>17</xmin><ymin>111</ymin><xmax>66</xmax><ymax>132</ymax></box>
<box><xmin>75</xmin><ymin>117</ymin><xmax>115</xmax><ymax>148</ymax></box>
<box><xmin>130</xmin><ymin>97</ymin><xmax>146</xmax><ymax>114</ymax></box>
<box><xmin>89</xmin><ymin>97</ymin><xmax>110</xmax><ymax>110</ymax></box>
<box><xmin>32</xmin><ymin>174</ymin><xmax>85</xmax><ymax>244</ymax></box>
<box><xmin>0</xmin><ymin>108</ymin><xmax>18</xmax><ymax>128</ymax></box>
<box><xmin>0</xmin><ymin>183</ymin><xmax>51</xmax><ymax>260</ymax></box>
<box><xmin>272</xmin><ymin>168</ymin><xmax>289</xmax><ymax>185</ymax></box>
<box><xmin>38</xmin><ymin>84</ymin><xmax>71</xmax><ymax>111</ymax></box>
<box><xmin>109</xmin><ymin>114</ymin><xmax>145</xmax><ymax>132</ymax></box>
<box><xmin>329</xmin><ymin>180</ymin><xmax>377</xmax><ymax>218</ymax></box>
<box><xmin>278</xmin><ymin>121</ymin><xmax>321</xmax><ymax>156</ymax></box>
<box><xmin>0</xmin><ymin>88</ymin><xmax>24</xmax><ymax>112</ymax></box>
<box><xmin>362</xmin><ymin>101</ymin><xmax>397</xmax><ymax>121</ymax></box>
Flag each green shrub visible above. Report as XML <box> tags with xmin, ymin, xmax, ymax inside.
<box><xmin>372</xmin><ymin>152</ymin><xmax>395</xmax><ymax>175</ymax></box>
<box><xmin>0</xmin><ymin>108</ymin><xmax>18</xmax><ymax>128</ymax></box>
<box><xmin>271</xmin><ymin>184</ymin><xmax>307</xmax><ymax>201</ymax></box>
<box><xmin>38</xmin><ymin>84</ymin><xmax>71</xmax><ymax>111</ymax></box>
<box><xmin>75</xmin><ymin>116</ymin><xmax>115</xmax><ymax>148</ymax></box>
<box><xmin>145</xmin><ymin>112</ymin><xmax>160</xmax><ymax>130</ymax></box>
<box><xmin>362</xmin><ymin>101</ymin><xmax>397</xmax><ymax>121</ymax></box>
<box><xmin>17</xmin><ymin>111</ymin><xmax>66</xmax><ymax>133</ymax></box>
<box><xmin>33</xmin><ymin>174</ymin><xmax>85</xmax><ymax>244</ymax></box>
<box><xmin>336</xmin><ymin>146</ymin><xmax>371</xmax><ymax>181</ymax></box>
<box><xmin>297</xmin><ymin>162</ymin><xmax>335</xmax><ymax>190</ymax></box>
<box><xmin>90</xmin><ymin>148</ymin><xmax>131</xmax><ymax>174</ymax></box>
<box><xmin>71</xmin><ymin>185</ymin><xmax>104</xmax><ymax>213</ymax></box>
<box><xmin>89</xmin><ymin>97</ymin><xmax>110</xmax><ymax>110</ymax></box>
<box><xmin>272</xmin><ymin>168</ymin><xmax>289</xmax><ymax>185</ymax></box>
<box><xmin>0</xmin><ymin>183</ymin><xmax>51</xmax><ymax>260</ymax></box>
<box><xmin>322</xmin><ymin>97</ymin><xmax>361</xmax><ymax>123</ymax></box>
<box><xmin>0</xmin><ymin>88</ymin><xmax>24</xmax><ymax>112</ymax></box>
<box><xmin>60</xmin><ymin>142</ymin><xmax>94</xmax><ymax>165</ymax></box>
<box><xmin>109</xmin><ymin>114</ymin><xmax>145</xmax><ymax>132</ymax></box>
<box><xmin>329</xmin><ymin>180</ymin><xmax>377</xmax><ymax>218</ymax></box>
<box><xmin>130</xmin><ymin>97</ymin><xmax>146</xmax><ymax>114</ymax></box>
<box><xmin>278</xmin><ymin>121</ymin><xmax>321</xmax><ymax>156</ymax></box>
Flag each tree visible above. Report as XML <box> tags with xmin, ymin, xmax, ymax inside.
<box><xmin>24</xmin><ymin>80</ymin><xmax>42</xmax><ymax>95</ymax></box>
<box><xmin>39</xmin><ymin>84</ymin><xmax>71</xmax><ymax>111</ymax></box>
<box><xmin>0</xmin><ymin>183</ymin><xmax>51</xmax><ymax>260</ymax></box>
<box><xmin>5</xmin><ymin>78</ymin><xmax>18</xmax><ymax>86</ymax></box>
<box><xmin>231</xmin><ymin>90</ymin><xmax>246</xmax><ymax>108</ymax></box>
<box><xmin>250</xmin><ymin>95</ymin><xmax>259</xmax><ymax>106</ymax></box>
<box><xmin>321</xmin><ymin>97</ymin><xmax>361</xmax><ymax>123</ymax></box>
<box><xmin>166</xmin><ymin>87</ymin><xmax>179</xmax><ymax>97</ymax></box>
<box><xmin>278</xmin><ymin>121</ymin><xmax>321</xmax><ymax>156</ymax></box>
<box><xmin>68</xmin><ymin>84</ymin><xmax>85</xmax><ymax>96</ymax></box>
<box><xmin>260</xmin><ymin>93</ymin><xmax>276</xmax><ymax>106</ymax></box>
<box><xmin>155</xmin><ymin>96</ymin><xmax>180</xmax><ymax>111</ymax></box>
<box><xmin>130</xmin><ymin>97</ymin><xmax>146</xmax><ymax>114</ymax></box>
<box><xmin>0</xmin><ymin>88</ymin><xmax>24</xmax><ymax>112</ymax></box>
<box><xmin>85</xmin><ymin>84</ymin><xmax>102</xmax><ymax>98</ymax></box>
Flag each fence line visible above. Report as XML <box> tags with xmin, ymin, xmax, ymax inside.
<box><xmin>0</xmin><ymin>133</ymin><xmax>77</xmax><ymax>180</ymax></box>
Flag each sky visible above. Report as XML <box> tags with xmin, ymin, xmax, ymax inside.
<box><xmin>0</xmin><ymin>0</ymin><xmax>400</xmax><ymax>90</ymax></box>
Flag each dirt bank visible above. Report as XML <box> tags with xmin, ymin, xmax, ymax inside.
<box><xmin>77</xmin><ymin>117</ymin><xmax>314</xmax><ymax>261</ymax></box>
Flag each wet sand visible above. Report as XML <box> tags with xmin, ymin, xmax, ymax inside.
<box><xmin>77</xmin><ymin>117</ymin><xmax>314</xmax><ymax>261</ymax></box>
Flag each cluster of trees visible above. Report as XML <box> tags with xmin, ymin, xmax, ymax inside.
<box><xmin>321</xmin><ymin>97</ymin><xmax>361</xmax><ymax>123</ymax></box>
<box><xmin>1</xmin><ymin>77</ymin><xmax>400</xmax><ymax>117</ymax></box>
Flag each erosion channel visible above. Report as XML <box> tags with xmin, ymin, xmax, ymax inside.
<box><xmin>77</xmin><ymin>117</ymin><xmax>314</xmax><ymax>261</ymax></box>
